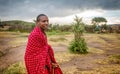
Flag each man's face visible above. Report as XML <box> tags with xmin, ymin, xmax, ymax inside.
<box><xmin>37</xmin><ymin>16</ymin><xmax>49</xmax><ymax>30</ymax></box>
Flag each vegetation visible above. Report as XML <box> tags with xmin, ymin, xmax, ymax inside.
<box><xmin>69</xmin><ymin>16</ymin><xmax>88</xmax><ymax>54</ymax></box>
<box><xmin>91</xmin><ymin>17</ymin><xmax>107</xmax><ymax>33</ymax></box>
<box><xmin>46</xmin><ymin>30</ymin><xmax>71</xmax><ymax>36</ymax></box>
<box><xmin>1</xmin><ymin>20</ymin><xmax>35</xmax><ymax>32</ymax></box>
<box><xmin>49</xmin><ymin>37</ymin><xmax>67</xmax><ymax>42</ymax></box>
<box><xmin>92</xmin><ymin>17</ymin><xmax>107</xmax><ymax>25</ymax></box>
<box><xmin>0</xmin><ymin>19</ymin><xmax>120</xmax><ymax>33</ymax></box>
<box><xmin>48</xmin><ymin>24</ymin><xmax>73</xmax><ymax>32</ymax></box>
<box><xmin>0</xmin><ymin>31</ymin><xmax>120</xmax><ymax>73</ymax></box>
<box><xmin>3</xmin><ymin>62</ymin><xmax>26</xmax><ymax>74</ymax></box>
<box><xmin>108</xmin><ymin>54</ymin><xmax>120</xmax><ymax>64</ymax></box>
<box><xmin>97</xmin><ymin>54</ymin><xmax>120</xmax><ymax>64</ymax></box>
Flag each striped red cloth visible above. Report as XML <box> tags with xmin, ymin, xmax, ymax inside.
<box><xmin>24</xmin><ymin>26</ymin><xmax>62</xmax><ymax>74</ymax></box>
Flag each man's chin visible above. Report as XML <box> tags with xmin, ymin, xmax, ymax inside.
<box><xmin>44</xmin><ymin>27</ymin><xmax>48</xmax><ymax>31</ymax></box>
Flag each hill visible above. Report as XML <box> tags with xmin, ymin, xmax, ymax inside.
<box><xmin>0</xmin><ymin>20</ymin><xmax>35</xmax><ymax>32</ymax></box>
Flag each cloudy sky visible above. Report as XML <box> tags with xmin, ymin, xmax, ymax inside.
<box><xmin>0</xmin><ymin>0</ymin><xmax>120</xmax><ymax>24</ymax></box>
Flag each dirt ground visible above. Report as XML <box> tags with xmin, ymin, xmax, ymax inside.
<box><xmin>0</xmin><ymin>32</ymin><xmax>120</xmax><ymax>73</ymax></box>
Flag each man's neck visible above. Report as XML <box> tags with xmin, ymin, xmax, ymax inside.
<box><xmin>37</xmin><ymin>25</ymin><xmax>44</xmax><ymax>31</ymax></box>
<box><xmin>40</xmin><ymin>27</ymin><xmax>45</xmax><ymax>32</ymax></box>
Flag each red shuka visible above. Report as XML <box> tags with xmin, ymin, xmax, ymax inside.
<box><xmin>24</xmin><ymin>26</ymin><xmax>62</xmax><ymax>74</ymax></box>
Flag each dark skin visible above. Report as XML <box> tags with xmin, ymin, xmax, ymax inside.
<box><xmin>36</xmin><ymin>16</ymin><xmax>49</xmax><ymax>31</ymax></box>
<box><xmin>36</xmin><ymin>15</ymin><xmax>59</xmax><ymax>68</ymax></box>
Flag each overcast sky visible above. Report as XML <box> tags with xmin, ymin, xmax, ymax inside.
<box><xmin>0</xmin><ymin>0</ymin><xmax>120</xmax><ymax>24</ymax></box>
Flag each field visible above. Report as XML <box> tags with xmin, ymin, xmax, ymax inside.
<box><xmin>0</xmin><ymin>31</ymin><xmax>120</xmax><ymax>74</ymax></box>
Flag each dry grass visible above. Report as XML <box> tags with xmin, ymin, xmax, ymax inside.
<box><xmin>0</xmin><ymin>32</ymin><xmax>28</xmax><ymax>48</ymax></box>
<box><xmin>49</xmin><ymin>37</ymin><xmax>67</xmax><ymax>42</ymax></box>
<box><xmin>3</xmin><ymin>62</ymin><xmax>26</xmax><ymax>74</ymax></box>
<box><xmin>83</xmin><ymin>65</ymin><xmax>120</xmax><ymax>74</ymax></box>
<box><xmin>48</xmin><ymin>35</ymin><xmax>71</xmax><ymax>46</ymax></box>
<box><xmin>9</xmin><ymin>37</ymin><xmax>27</xmax><ymax>48</ymax></box>
<box><xmin>88</xmin><ymin>47</ymin><xmax>104</xmax><ymax>54</ymax></box>
<box><xmin>62</xmin><ymin>65</ymin><xmax>120</xmax><ymax>74</ymax></box>
<box><xmin>84</xmin><ymin>34</ymin><xmax>107</xmax><ymax>44</ymax></box>
<box><xmin>55</xmin><ymin>51</ymin><xmax>76</xmax><ymax>63</ymax></box>
<box><xmin>95</xmin><ymin>54</ymin><xmax>120</xmax><ymax>65</ymax></box>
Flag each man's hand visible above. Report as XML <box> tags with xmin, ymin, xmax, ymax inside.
<box><xmin>52</xmin><ymin>63</ymin><xmax>59</xmax><ymax>68</ymax></box>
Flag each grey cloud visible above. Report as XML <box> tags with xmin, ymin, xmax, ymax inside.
<box><xmin>0</xmin><ymin>0</ymin><xmax>120</xmax><ymax>19</ymax></box>
<box><xmin>51</xmin><ymin>0</ymin><xmax>120</xmax><ymax>10</ymax></box>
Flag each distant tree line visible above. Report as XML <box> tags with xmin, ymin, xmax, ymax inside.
<box><xmin>47</xmin><ymin>17</ymin><xmax>120</xmax><ymax>33</ymax></box>
<box><xmin>0</xmin><ymin>17</ymin><xmax>120</xmax><ymax>33</ymax></box>
<box><xmin>48</xmin><ymin>24</ymin><xmax>120</xmax><ymax>33</ymax></box>
<box><xmin>0</xmin><ymin>20</ymin><xmax>35</xmax><ymax>32</ymax></box>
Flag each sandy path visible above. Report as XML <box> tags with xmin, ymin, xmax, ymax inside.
<box><xmin>0</xmin><ymin>44</ymin><xmax>68</xmax><ymax>70</ymax></box>
<box><xmin>0</xmin><ymin>45</ymin><xmax>26</xmax><ymax>69</ymax></box>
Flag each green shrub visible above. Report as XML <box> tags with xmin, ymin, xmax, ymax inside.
<box><xmin>69</xmin><ymin>38</ymin><xmax>88</xmax><ymax>54</ymax></box>
<box><xmin>69</xmin><ymin>16</ymin><xmax>88</xmax><ymax>54</ymax></box>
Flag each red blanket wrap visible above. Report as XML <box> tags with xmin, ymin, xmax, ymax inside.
<box><xmin>24</xmin><ymin>26</ymin><xmax>62</xmax><ymax>74</ymax></box>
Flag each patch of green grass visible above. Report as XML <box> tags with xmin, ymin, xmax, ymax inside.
<box><xmin>49</xmin><ymin>37</ymin><xmax>67</xmax><ymax>42</ymax></box>
<box><xmin>46</xmin><ymin>31</ymin><xmax>71</xmax><ymax>36</ymax></box>
<box><xmin>3</xmin><ymin>62</ymin><xmax>26</xmax><ymax>74</ymax></box>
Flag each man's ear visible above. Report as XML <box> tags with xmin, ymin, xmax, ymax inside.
<box><xmin>34</xmin><ymin>20</ymin><xmax>40</xmax><ymax>24</ymax></box>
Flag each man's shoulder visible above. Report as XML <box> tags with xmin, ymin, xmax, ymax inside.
<box><xmin>28</xmin><ymin>26</ymin><xmax>43</xmax><ymax>38</ymax></box>
<box><xmin>29</xmin><ymin>30</ymin><xmax>42</xmax><ymax>38</ymax></box>
<box><xmin>29</xmin><ymin>31</ymin><xmax>39</xmax><ymax>37</ymax></box>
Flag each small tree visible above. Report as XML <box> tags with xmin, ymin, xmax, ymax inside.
<box><xmin>69</xmin><ymin>16</ymin><xmax>88</xmax><ymax>54</ymax></box>
<box><xmin>92</xmin><ymin>17</ymin><xmax>107</xmax><ymax>33</ymax></box>
<box><xmin>92</xmin><ymin>17</ymin><xmax>107</xmax><ymax>25</ymax></box>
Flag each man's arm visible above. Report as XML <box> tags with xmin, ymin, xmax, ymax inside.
<box><xmin>48</xmin><ymin>45</ymin><xmax>57</xmax><ymax>63</ymax></box>
<box><xmin>27</xmin><ymin>35</ymin><xmax>48</xmax><ymax>74</ymax></box>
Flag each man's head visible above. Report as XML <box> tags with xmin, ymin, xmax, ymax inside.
<box><xmin>36</xmin><ymin>14</ymin><xmax>49</xmax><ymax>30</ymax></box>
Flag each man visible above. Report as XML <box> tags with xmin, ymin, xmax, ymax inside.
<box><xmin>24</xmin><ymin>14</ymin><xmax>62</xmax><ymax>74</ymax></box>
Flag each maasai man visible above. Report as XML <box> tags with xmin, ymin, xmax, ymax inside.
<box><xmin>24</xmin><ymin>14</ymin><xmax>63</xmax><ymax>74</ymax></box>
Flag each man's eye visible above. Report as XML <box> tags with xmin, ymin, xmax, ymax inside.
<box><xmin>42</xmin><ymin>21</ymin><xmax>45</xmax><ymax>22</ymax></box>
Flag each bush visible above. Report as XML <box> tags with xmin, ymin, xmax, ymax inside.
<box><xmin>69</xmin><ymin>38</ymin><xmax>88</xmax><ymax>54</ymax></box>
<box><xmin>69</xmin><ymin>16</ymin><xmax>88</xmax><ymax>54</ymax></box>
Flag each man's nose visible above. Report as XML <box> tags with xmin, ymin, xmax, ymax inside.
<box><xmin>45</xmin><ymin>21</ymin><xmax>49</xmax><ymax>25</ymax></box>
